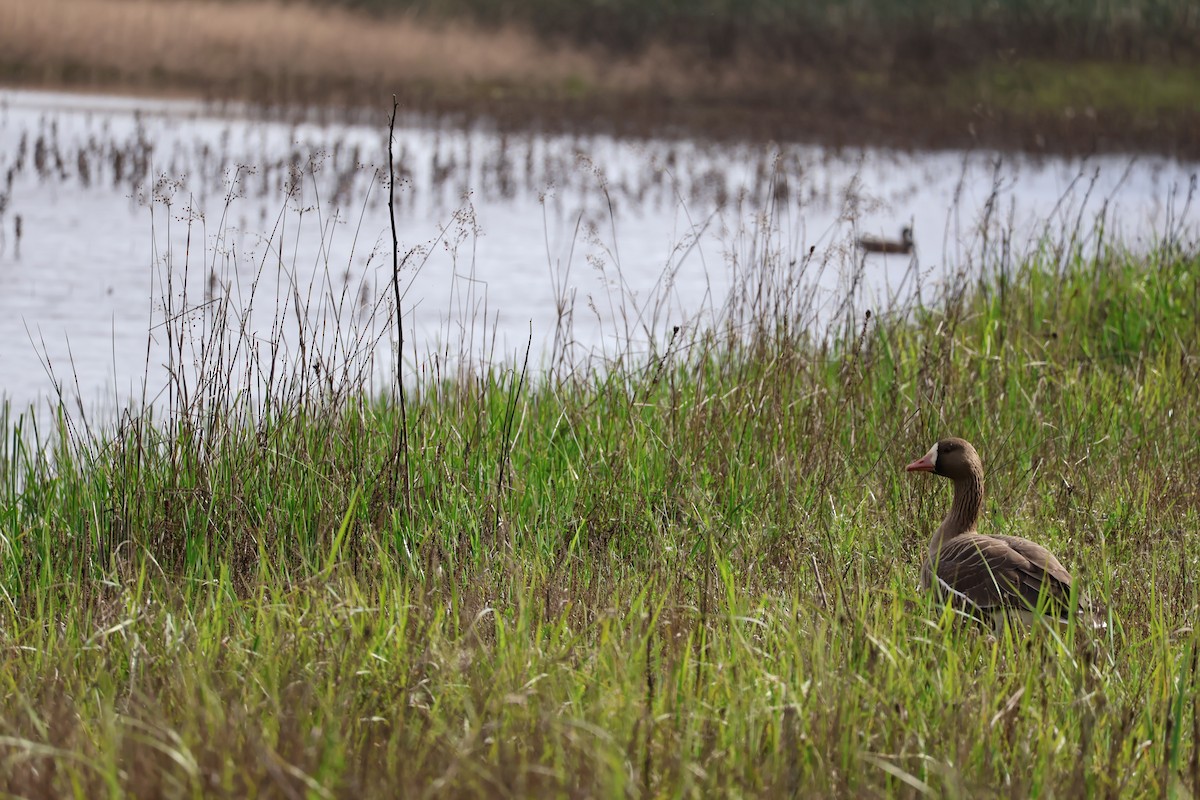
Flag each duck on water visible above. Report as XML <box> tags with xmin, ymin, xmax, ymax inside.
<box><xmin>858</xmin><ymin>225</ymin><xmax>914</xmax><ymax>255</ymax></box>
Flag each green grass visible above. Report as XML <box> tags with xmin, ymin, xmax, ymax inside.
<box><xmin>320</xmin><ymin>0</ymin><xmax>1200</xmax><ymax>64</ymax></box>
<box><xmin>2</xmin><ymin>215</ymin><xmax>1200</xmax><ymax>794</ymax></box>
<box><xmin>949</xmin><ymin>60</ymin><xmax>1200</xmax><ymax>116</ymax></box>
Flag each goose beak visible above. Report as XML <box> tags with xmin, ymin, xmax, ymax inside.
<box><xmin>905</xmin><ymin>453</ymin><xmax>936</xmax><ymax>472</ymax></box>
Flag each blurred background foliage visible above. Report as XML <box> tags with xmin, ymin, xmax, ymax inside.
<box><xmin>312</xmin><ymin>0</ymin><xmax>1200</xmax><ymax>65</ymax></box>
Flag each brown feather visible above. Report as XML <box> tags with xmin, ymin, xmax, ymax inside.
<box><xmin>925</xmin><ymin>533</ymin><xmax>1076</xmax><ymax>618</ymax></box>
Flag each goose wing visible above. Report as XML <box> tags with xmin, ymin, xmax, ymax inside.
<box><xmin>989</xmin><ymin>534</ymin><xmax>1073</xmax><ymax>583</ymax></box>
<box><xmin>991</xmin><ymin>534</ymin><xmax>1107</xmax><ymax>627</ymax></box>
<box><xmin>926</xmin><ymin>533</ymin><xmax>1075</xmax><ymax>617</ymax></box>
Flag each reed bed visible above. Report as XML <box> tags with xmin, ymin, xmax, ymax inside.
<box><xmin>0</xmin><ymin>121</ymin><xmax>1199</xmax><ymax>797</ymax></box>
<box><xmin>0</xmin><ymin>0</ymin><xmax>599</xmax><ymax>97</ymax></box>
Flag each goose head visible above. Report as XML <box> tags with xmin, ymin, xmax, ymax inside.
<box><xmin>904</xmin><ymin>437</ymin><xmax>981</xmax><ymax>481</ymax></box>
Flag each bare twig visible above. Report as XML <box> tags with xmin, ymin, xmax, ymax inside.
<box><xmin>388</xmin><ymin>98</ymin><xmax>413</xmax><ymax>518</ymax></box>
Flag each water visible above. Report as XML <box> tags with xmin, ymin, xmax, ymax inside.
<box><xmin>0</xmin><ymin>88</ymin><xmax>1196</xmax><ymax>415</ymax></box>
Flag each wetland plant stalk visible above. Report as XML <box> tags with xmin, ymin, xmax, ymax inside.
<box><xmin>497</xmin><ymin>327</ymin><xmax>532</xmax><ymax>499</ymax></box>
<box><xmin>388</xmin><ymin>98</ymin><xmax>412</xmax><ymax>517</ymax></box>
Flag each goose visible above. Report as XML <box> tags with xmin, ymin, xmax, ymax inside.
<box><xmin>858</xmin><ymin>225</ymin><xmax>913</xmax><ymax>255</ymax></box>
<box><xmin>905</xmin><ymin>437</ymin><xmax>1104</xmax><ymax>633</ymax></box>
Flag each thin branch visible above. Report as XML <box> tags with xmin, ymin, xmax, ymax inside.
<box><xmin>389</xmin><ymin>97</ymin><xmax>413</xmax><ymax>518</ymax></box>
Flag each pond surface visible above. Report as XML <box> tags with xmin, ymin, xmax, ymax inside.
<box><xmin>0</xmin><ymin>89</ymin><xmax>1196</xmax><ymax>415</ymax></box>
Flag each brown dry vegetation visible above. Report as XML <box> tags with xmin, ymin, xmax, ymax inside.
<box><xmin>0</xmin><ymin>0</ymin><xmax>692</xmax><ymax>98</ymax></box>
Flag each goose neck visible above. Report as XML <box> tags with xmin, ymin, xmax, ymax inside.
<box><xmin>933</xmin><ymin>473</ymin><xmax>984</xmax><ymax>547</ymax></box>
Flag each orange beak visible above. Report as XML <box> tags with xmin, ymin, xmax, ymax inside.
<box><xmin>905</xmin><ymin>453</ymin><xmax>936</xmax><ymax>472</ymax></box>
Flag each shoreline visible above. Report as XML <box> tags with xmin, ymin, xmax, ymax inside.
<box><xmin>5</xmin><ymin>75</ymin><xmax>1199</xmax><ymax>161</ymax></box>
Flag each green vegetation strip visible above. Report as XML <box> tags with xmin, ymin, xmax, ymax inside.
<box><xmin>949</xmin><ymin>61</ymin><xmax>1200</xmax><ymax>115</ymax></box>
<box><xmin>1</xmin><ymin>241</ymin><xmax>1199</xmax><ymax>795</ymax></box>
<box><xmin>335</xmin><ymin>0</ymin><xmax>1200</xmax><ymax>63</ymax></box>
